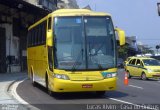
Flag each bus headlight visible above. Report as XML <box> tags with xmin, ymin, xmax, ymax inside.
<box><xmin>54</xmin><ymin>74</ymin><xmax>70</xmax><ymax>80</ymax></box>
<box><xmin>112</xmin><ymin>73</ymin><xmax>117</xmax><ymax>77</ymax></box>
<box><xmin>105</xmin><ymin>73</ymin><xmax>117</xmax><ymax>78</ymax></box>
<box><xmin>106</xmin><ymin>73</ymin><xmax>112</xmax><ymax>78</ymax></box>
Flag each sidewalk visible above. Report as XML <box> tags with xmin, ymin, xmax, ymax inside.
<box><xmin>0</xmin><ymin>72</ymin><xmax>27</xmax><ymax>104</ymax></box>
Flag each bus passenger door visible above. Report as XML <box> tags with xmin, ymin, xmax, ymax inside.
<box><xmin>46</xmin><ymin>17</ymin><xmax>53</xmax><ymax>77</ymax></box>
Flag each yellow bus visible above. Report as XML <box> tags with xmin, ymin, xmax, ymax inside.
<box><xmin>27</xmin><ymin>9</ymin><xmax>125</xmax><ymax>96</ymax></box>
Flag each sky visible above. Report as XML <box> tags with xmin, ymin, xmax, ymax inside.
<box><xmin>76</xmin><ymin>0</ymin><xmax>160</xmax><ymax>50</ymax></box>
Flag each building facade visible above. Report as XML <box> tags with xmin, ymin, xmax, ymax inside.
<box><xmin>0</xmin><ymin>0</ymin><xmax>57</xmax><ymax>73</ymax></box>
<box><xmin>126</xmin><ymin>36</ymin><xmax>139</xmax><ymax>56</ymax></box>
<box><xmin>57</xmin><ymin>0</ymin><xmax>79</xmax><ymax>9</ymax></box>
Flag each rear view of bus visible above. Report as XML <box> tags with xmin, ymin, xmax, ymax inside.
<box><xmin>27</xmin><ymin>9</ymin><xmax>125</xmax><ymax>96</ymax></box>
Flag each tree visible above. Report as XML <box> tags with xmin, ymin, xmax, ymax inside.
<box><xmin>118</xmin><ymin>44</ymin><xmax>129</xmax><ymax>59</ymax></box>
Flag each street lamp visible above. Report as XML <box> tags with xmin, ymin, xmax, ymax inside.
<box><xmin>157</xmin><ymin>3</ymin><xmax>160</xmax><ymax>16</ymax></box>
<box><xmin>156</xmin><ymin>45</ymin><xmax>160</xmax><ymax>55</ymax></box>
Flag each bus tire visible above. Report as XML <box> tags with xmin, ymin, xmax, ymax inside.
<box><xmin>45</xmin><ymin>74</ymin><xmax>53</xmax><ymax>96</ymax></box>
<box><xmin>31</xmin><ymin>69</ymin><xmax>36</xmax><ymax>87</ymax></box>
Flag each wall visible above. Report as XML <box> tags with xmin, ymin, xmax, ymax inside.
<box><xmin>23</xmin><ymin>0</ymin><xmax>39</xmax><ymax>5</ymax></box>
<box><xmin>58</xmin><ymin>0</ymin><xmax>79</xmax><ymax>9</ymax></box>
<box><xmin>0</xmin><ymin>23</ymin><xmax>21</xmax><ymax>72</ymax></box>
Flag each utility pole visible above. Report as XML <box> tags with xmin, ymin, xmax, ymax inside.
<box><xmin>155</xmin><ymin>3</ymin><xmax>160</xmax><ymax>55</ymax></box>
<box><xmin>157</xmin><ymin>3</ymin><xmax>160</xmax><ymax>16</ymax></box>
<box><xmin>156</xmin><ymin>45</ymin><xmax>160</xmax><ymax>55</ymax></box>
<box><xmin>157</xmin><ymin>3</ymin><xmax>160</xmax><ymax>55</ymax></box>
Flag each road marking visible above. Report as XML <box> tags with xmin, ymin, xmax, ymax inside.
<box><xmin>109</xmin><ymin>98</ymin><xmax>157</xmax><ymax>110</ymax></box>
<box><xmin>128</xmin><ymin>85</ymin><xmax>143</xmax><ymax>89</ymax></box>
<box><xmin>11</xmin><ymin>79</ymin><xmax>40</xmax><ymax>110</ymax></box>
<box><xmin>10</xmin><ymin>78</ymin><xmax>157</xmax><ymax>110</ymax></box>
<box><xmin>109</xmin><ymin>98</ymin><xmax>133</xmax><ymax>104</ymax></box>
<box><xmin>12</xmin><ymin>79</ymin><xmax>28</xmax><ymax>104</ymax></box>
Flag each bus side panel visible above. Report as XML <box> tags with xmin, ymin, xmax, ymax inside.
<box><xmin>27</xmin><ymin>48</ymin><xmax>35</xmax><ymax>79</ymax></box>
<box><xmin>36</xmin><ymin>45</ymin><xmax>48</xmax><ymax>86</ymax></box>
<box><xmin>28</xmin><ymin>47</ymin><xmax>40</xmax><ymax>84</ymax></box>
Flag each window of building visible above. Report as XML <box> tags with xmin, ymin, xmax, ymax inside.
<box><xmin>27</xmin><ymin>31</ymin><xmax>31</xmax><ymax>47</ymax></box>
<box><xmin>39</xmin><ymin>0</ymin><xmax>44</xmax><ymax>5</ymax></box>
<box><xmin>13</xmin><ymin>18</ymin><xmax>20</xmax><ymax>36</ymax></box>
<box><xmin>44</xmin><ymin>0</ymin><xmax>48</xmax><ymax>7</ymax></box>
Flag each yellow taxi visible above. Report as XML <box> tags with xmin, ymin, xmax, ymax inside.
<box><xmin>125</xmin><ymin>57</ymin><xmax>160</xmax><ymax>80</ymax></box>
<box><xmin>124</xmin><ymin>56</ymin><xmax>135</xmax><ymax>70</ymax></box>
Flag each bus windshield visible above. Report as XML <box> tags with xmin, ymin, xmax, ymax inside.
<box><xmin>54</xmin><ymin>16</ymin><xmax>116</xmax><ymax>70</ymax></box>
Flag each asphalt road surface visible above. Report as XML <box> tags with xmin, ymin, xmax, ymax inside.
<box><xmin>16</xmin><ymin>69</ymin><xmax>160</xmax><ymax>110</ymax></box>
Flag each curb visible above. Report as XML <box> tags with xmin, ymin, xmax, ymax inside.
<box><xmin>7</xmin><ymin>75</ymin><xmax>26</xmax><ymax>93</ymax></box>
<box><xmin>7</xmin><ymin>77</ymin><xmax>40</xmax><ymax>110</ymax></box>
<box><xmin>7</xmin><ymin>79</ymin><xmax>19</xmax><ymax>92</ymax></box>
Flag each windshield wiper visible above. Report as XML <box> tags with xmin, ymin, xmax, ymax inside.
<box><xmin>89</xmin><ymin>54</ymin><xmax>104</xmax><ymax>70</ymax></box>
<box><xmin>71</xmin><ymin>49</ymin><xmax>84</xmax><ymax>71</ymax></box>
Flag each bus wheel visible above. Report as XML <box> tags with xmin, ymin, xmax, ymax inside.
<box><xmin>95</xmin><ymin>91</ymin><xmax>106</xmax><ymax>96</ymax></box>
<box><xmin>31</xmin><ymin>70</ymin><xmax>36</xmax><ymax>86</ymax></box>
<box><xmin>45</xmin><ymin>75</ymin><xmax>53</xmax><ymax>96</ymax></box>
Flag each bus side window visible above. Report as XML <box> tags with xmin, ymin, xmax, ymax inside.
<box><xmin>37</xmin><ymin>25</ymin><xmax>41</xmax><ymax>45</ymax></box>
<box><xmin>35</xmin><ymin>27</ymin><xmax>38</xmax><ymax>45</ymax></box>
<box><xmin>31</xmin><ymin>29</ymin><xmax>34</xmax><ymax>46</ymax></box>
<box><xmin>41</xmin><ymin>21</ymin><xmax>47</xmax><ymax>44</ymax></box>
<box><xmin>33</xmin><ymin>28</ymin><xmax>36</xmax><ymax>46</ymax></box>
<box><xmin>43</xmin><ymin>20</ymin><xmax>47</xmax><ymax>44</ymax></box>
<box><xmin>30</xmin><ymin>30</ymin><xmax>32</xmax><ymax>46</ymax></box>
<box><xmin>48</xmin><ymin>17</ymin><xmax>52</xmax><ymax>30</ymax></box>
<box><xmin>39</xmin><ymin>23</ymin><xmax>43</xmax><ymax>44</ymax></box>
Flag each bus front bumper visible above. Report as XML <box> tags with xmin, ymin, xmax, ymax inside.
<box><xmin>50</xmin><ymin>78</ymin><xmax>117</xmax><ymax>92</ymax></box>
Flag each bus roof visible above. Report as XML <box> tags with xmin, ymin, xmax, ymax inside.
<box><xmin>29</xmin><ymin>9</ymin><xmax>111</xmax><ymax>30</ymax></box>
<box><xmin>51</xmin><ymin>9</ymin><xmax>111</xmax><ymax>16</ymax></box>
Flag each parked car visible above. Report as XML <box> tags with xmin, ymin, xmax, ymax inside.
<box><xmin>124</xmin><ymin>56</ymin><xmax>135</xmax><ymax>70</ymax></box>
<box><xmin>124</xmin><ymin>56</ymin><xmax>135</xmax><ymax>65</ymax></box>
<box><xmin>125</xmin><ymin>57</ymin><xmax>160</xmax><ymax>80</ymax></box>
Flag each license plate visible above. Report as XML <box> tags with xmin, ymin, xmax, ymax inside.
<box><xmin>82</xmin><ymin>84</ymin><xmax>93</xmax><ymax>88</ymax></box>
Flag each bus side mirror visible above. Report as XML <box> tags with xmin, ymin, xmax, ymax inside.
<box><xmin>115</xmin><ymin>28</ymin><xmax>125</xmax><ymax>46</ymax></box>
<box><xmin>47</xmin><ymin>30</ymin><xmax>53</xmax><ymax>46</ymax></box>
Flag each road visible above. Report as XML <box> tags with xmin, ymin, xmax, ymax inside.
<box><xmin>16</xmin><ymin>69</ymin><xmax>160</xmax><ymax>110</ymax></box>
